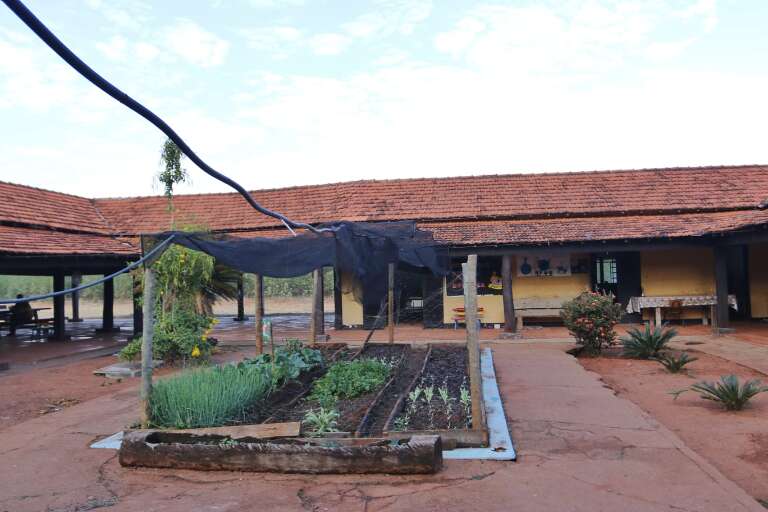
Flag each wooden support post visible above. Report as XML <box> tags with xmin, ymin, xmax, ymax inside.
<box><xmin>333</xmin><ymin>267</ymin><xmax>343</xmax><ymax>330</ymax></box>
<box><xmin>254</xmin><ymin>274</ymin><xmax>263</xmax><ymax>354</ymax></box>
<box><xmin>713</xmin><ymin>245</ymin><xmax>730</xmax><ymax>331</ymax></box>
<box><xmin>234</xmin><ymin>274</ymin><xmax>246</xmax><ymax>321</ymax></box>
<box><xmin>52</xmin><ymin>271</ymin><xmax>66</xmax><ymax>341</ymax></box>
<box><xmin>141</xmin><ymin>265</ymin><xmax>156</xmax><ymax>428</ymax></box>
<box><xmin>309</xmin><ymin>269</ymin><xmax>322</xmax><ymax>346</ymax></box>
<box><xmin>388</xmin><ymin>262</ymin><xmax>395</xmax><ymax>343</ymax></box>
<box><xmin>98</xmin><ymin>275</ymin><xmax>117</xmax><ymax>332</ymax></box>
<box><xmin>501</xmin><ymin>254</ymin><xmax>516</xmax><ymax>333</ymax></box>
<box><xmin>132</xmin><ymin>272</ymin><xmax>143</xmax><ymax>336</ymax></box>
<box><xmin>317</xmin><ymin>269</ymin><xmax>325</xmax><ymax>336</ymax></box>
<box><xmin>462</xmin><ymin>254</ymin><xmax>483</xmax><ymax>430</ymax></box>
<box><xmin>70</xmin><ymin>271</ymin><xmax>83</xmax><ymax>322</ymax></box>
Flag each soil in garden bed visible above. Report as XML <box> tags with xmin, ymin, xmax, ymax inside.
<box><xmin>239</xmin><ymin>344</ymin><xmax>352</xmax><ymax>424</ymax></box>
<box><xmin>400</xmin><ymin>345</ymin><xmax>470</xmax><ymax>431</ymax></box>
<box><xmin>358</xmin><ymin>347</ymin><xmax>429</xmax><ymax>436</ymax></box>
<box><xmin>265</xmin><ymin>343</ymin><xmax>407</xmax><ymax>432</ymax></box>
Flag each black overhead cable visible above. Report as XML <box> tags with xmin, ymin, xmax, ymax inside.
<box><xmin>1</xmin><ymin>0</ymin><xmax>326</xmax><ymax>235</ymax></box>
<box><xmin>0</xmin><ymin>234</ymin><xmax>176</xmax><ymax>305</ymax></box>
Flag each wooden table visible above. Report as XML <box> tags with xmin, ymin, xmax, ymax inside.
<box><xmin>626</xmin><ymin>295</ymin><xmax>737</xmax><ymax>326</ymax></box>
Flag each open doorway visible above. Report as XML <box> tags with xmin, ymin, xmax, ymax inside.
<box><xmin>592</xmin><ymin>252</ymin><xmax>642</xmax><ymax>323</ymax></box>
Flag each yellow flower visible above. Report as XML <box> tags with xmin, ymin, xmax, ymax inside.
<box><xmin>212</xmin><ymin>318</ymin><xmax>220</xmax><ymax>325</ymax></box>
<box><xmin>191</xmin><ymin>346</ymin><xmax>201</xmax><ymax>358</ymax></box>
<box><xmin>201</xmin><ymin>335</ymin><xmax>208</xmax><ymax>342</ymax></box>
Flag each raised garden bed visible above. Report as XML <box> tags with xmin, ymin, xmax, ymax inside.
<box><xmin>120</xmin><ymin>429</ymin><xmax>443</xmax><ymax>474</ymax></box>
<box><xmin>120</xmin><ymin>341</ymin><xmax>490</xmax><ymax>473</ymax></box>
<box><xmin>383</xmin><ymin>344</ymin><xmax>488</xmax><ymax>449</ymax></box>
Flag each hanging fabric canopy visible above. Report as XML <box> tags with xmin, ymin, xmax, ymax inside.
<box><xmin>152</xmin><ymin>221</ymin><xmax>449</xmax><ymax>299</ymax></box>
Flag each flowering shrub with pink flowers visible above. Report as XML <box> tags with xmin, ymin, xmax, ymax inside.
<box><xmin>560</xmin><ymin>291</ymin><xmax>623</xmax><ymax>355</ymax></box>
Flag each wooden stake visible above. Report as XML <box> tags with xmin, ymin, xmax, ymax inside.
<box><xmin>254</xmin><ymin>274</ymin><xmax>263</xmax><ymax>354</ymax></box>
<box><xmin>309</xmin><ymin>268</ymin><xmax>322</xmax><ymax>346</ymax></box>
<box><xmin>388</xmin><ymin>262</ymin><xmax>395</xmax><ymax>343</ymax></box>
<box><xmin>501</xmin><ymin>254</ymin><xmax>516</xmax><ymax>333</ymax></box>
<box><xmin>462</xmin><ymin>255</ymin><xmax>483</xmax><ymax>430</ymax></box>
<box><xmin>140</xmin><ymin>265</ymin><xmax>156</xmax><ymax>428</ymax></box>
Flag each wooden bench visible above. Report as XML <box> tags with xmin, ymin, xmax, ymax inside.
<box><xmin>452</xmin><ymin>307</ymin><xmax>484</xmax><ymax>329</ymax></box>
<box><xmin>514</xmin><ymin>298</ymin><xmax>565</xmax><ymax>330</ymax></box>
<box><xmin>0</xmin><ymin>316</ymin><xmax>53</xmax><ymax>336</ymax></box>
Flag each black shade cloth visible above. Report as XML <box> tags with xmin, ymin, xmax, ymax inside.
<box><xmin>153</xmin><ymin>221</ymin><xmax>448</xmax><ymax>301</ymax></box>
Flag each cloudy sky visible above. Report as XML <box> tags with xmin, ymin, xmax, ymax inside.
<box><xmin>0</xmin><ymin>0</ymin><xmax>765</xmax><ymax>198</ymax></box>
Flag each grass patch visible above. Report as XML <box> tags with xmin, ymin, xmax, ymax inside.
<box><xmin>149</xmin><ymin>364</ymin><xmax>273</xmax><ymax>429</ymax></box>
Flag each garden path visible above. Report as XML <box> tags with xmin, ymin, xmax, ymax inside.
<box><xmin>672</xmin><ymin>334</ymin><xmax>768</xmax><ymax>375</ymax></box>
<box><xmin>0</xmin><ymin>342</ymin><xmax>763</xmax><ymax>511</ymax></box>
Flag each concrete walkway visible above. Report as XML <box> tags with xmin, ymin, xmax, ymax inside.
<box><xmin>673</xmin><ymin>335</ymin><xmax>768</xmax><ymax>375</ymax></box>
<box><xmin>0</xmin><ymin>343</ymin><xmax>763</xmax><ymax>511</ymax></box>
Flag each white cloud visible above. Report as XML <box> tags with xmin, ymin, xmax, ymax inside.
<box><xmin>95</xmin><ymin>35</ymin><xmax>128</xmax><ymax>61</ymax></box>
<box><xmin>164</xmin><ymin>19</ymin><xmax>229</xmax><ymax>67</ymax></box>
<box><xmin>134</xmin><ymin>41</ymin><xmax>160</xmax><ymax>63</ymax></box>
<box><xmin>341</xmin><ymin>0</ymin><xmax>432</xmax><ymax>39</ymax></box>
<box><xmin>434</xmin><ymin>1</ymin><xmax>717</xmax><ymax>73</ymax></box>
<box><xmin>85</xmin><ymin>0</ymin><xmax>151</xmax><ymax>32</ymax></box>
<box><xmin>248</xmin><ymin>0</ymin><xmax>305</xmax><ymax>7</ymax></box>
<box><xmin>240</xmin><ymin>26</ymin><xmax>302</xmax><ymax>53</ymax></box>
<box><xmin>309</xmin><ymin>33</ymin><xmax>351</xmax><ymax>56</ymax></box>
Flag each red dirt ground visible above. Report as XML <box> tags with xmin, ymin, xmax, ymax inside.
<box><xmin>0</xmin><ymin>355</ymin><xmax>133</xmax><ymax>431</ymax></box>
<box><xmin>581</xmin><ymin>351</ymin><xmax>768</xmax><ymax>502</ymax></box>
<box><xmin>0</xmin><ymin>346</ymin><xmax>251</xmax><ymax>431</ymax></box>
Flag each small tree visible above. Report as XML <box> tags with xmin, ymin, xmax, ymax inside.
<box><xmin>561</xmin><ymin>291</ymin><xmax>623</xmax><ymax>356</ymax></box>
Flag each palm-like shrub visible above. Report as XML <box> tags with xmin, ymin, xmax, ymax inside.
<box><xmin>690</xmin><ymin>375</ymin><xmax>768</xmax><ymax>410</ymax></box>
<box><xmin>561</xmin><ymin>292</ymin><xmax>623</xmax><ymax>356</ymax></box>
<box><xmin>656</xmin><ymin>352</ymin><xmax>697</xmax><ymax>373</ymax></box>
<box><xmin>622</xmin><ymin>325</ymin><xmax>678</xmax><ymax>359</ymax></box>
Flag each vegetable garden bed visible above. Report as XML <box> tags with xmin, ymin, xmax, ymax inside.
<box><xmin>120</xmin><ymin>341</ymin><xmax>490</xmax><ymax>474</ymax></box>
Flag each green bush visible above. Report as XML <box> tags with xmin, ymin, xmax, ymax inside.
<box><xmin>561</xmin><ymin>292</ymin><xmax>623</xmax><ymax>355</ymax></box>
<box><xmin>149</xmin><ymin>364</ymin><xmax>273</xmax><ymax>428</ymax></box>
<box><xmin>119</xmin><ymin>338</ymin><xmax>142</xmax><ymax>362</ymax></box>
<box><xmin>656</xmin><ymin>352</ymin><xmax>697</xmax><ymax>373</ymax></box>
<box><xmin>622</xmin><ymin>325</ymin><xmax>678</xmax><ymax>359</ymax></box>
<box><xmin>309</xmin><ymin>358</ymin><xmax>392</xmax><ymax>408</ymax></box>
<box><xmin>689</xmin><ymin>375</ymin><xmax>768</xmax><ymax>411</ymax></box>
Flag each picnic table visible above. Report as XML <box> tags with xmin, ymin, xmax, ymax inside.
<box><xmin>626</xmin><ymin>295</ymin><xmax>737</xmax><ymax>326</ymax></box>
<box><xmin>0</xmin><ymin>307</ymin><xmax>53</xmax><ymax>336</ymax></box>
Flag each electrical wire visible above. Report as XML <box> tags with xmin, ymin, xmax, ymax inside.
<box><xmin>1</xmin><ymin>0</ymin><xmax>326</xmax><ymax>235</ymax></box>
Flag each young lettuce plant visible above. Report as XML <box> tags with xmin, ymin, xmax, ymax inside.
<box><xmin>303</xmin><ymin>408</ymin><xmax>340</xmax><ymax>436</ymax></box>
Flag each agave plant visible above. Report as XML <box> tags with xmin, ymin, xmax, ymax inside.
<box><xmin>622</xmin><ymin>324</ymin><xmax>678</xmax><ymax>359</ymax></box>
<box><xmin>655</xmin><ymin>352</ymin><xmax>697</xmax><ymax>373</ymax></box>
<box><xmin>690</xmin><ymin>375</ymin><xmax>768</xmax><ymax>410</ymax></box>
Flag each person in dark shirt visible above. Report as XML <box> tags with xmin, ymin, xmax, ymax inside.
<box><xmin>8</xmin><ymin>294</ymin><xmax>34</xmax><ymax>336</ymax></box>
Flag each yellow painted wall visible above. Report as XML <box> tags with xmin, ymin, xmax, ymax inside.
<box><xmin>442</xmin><ymin>256</ymin><xmax>591</xmax><ymax>325</ymax></box>
<box><xmin>749</xmin><ymin>243</ymin><xmax>768</xmax><ymax>318</ymax></box>
<box><xmin>640</xmin><ymin>248</ymin><xmax>714</xmax><ymax>320</ymax></box>
<box><xmin>340</xmin><ymin>272</ymin><xmax>364</xmax><ymax>327</ymax></box>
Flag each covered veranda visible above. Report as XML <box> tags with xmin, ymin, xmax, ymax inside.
<box><xmin>0</xmin><ymin>224</ymin><xmax>141</xmax><ymax>343</ymax></box>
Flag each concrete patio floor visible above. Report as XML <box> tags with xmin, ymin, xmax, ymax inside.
<box><xmin>0</xmin><ymin>342</ymin><xmax>764</xmax><ymax>512</ymax></box>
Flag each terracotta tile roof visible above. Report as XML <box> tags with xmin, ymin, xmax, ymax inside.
<box><xmin>0</xmin><ymin>181</ymin><xmax>112</xmax><ymax>234</ymax></box>
<box><xmin>1</xmin><ymin>165</ymin><xmax>768</xmax><ymax>256</ymax></box>
<box><xmin>93</xmin><ymin>165</ymin><xmax>768</xmax><ymax>234</ymax></box>
<box><xmin>421</xmin><ymin>209</ymin><xmax>768</xmax><ymax>246</ymax></box>
<box><xmin>0</xmin><ymin>225</ymin><xmax>138</xmax><ymax>256</ymax></box>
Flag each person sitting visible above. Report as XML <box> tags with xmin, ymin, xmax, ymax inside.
<box><xmin>8</xmin><ymin>294</ymin><xmax>34</xmax><ymax>336</ymax></box>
